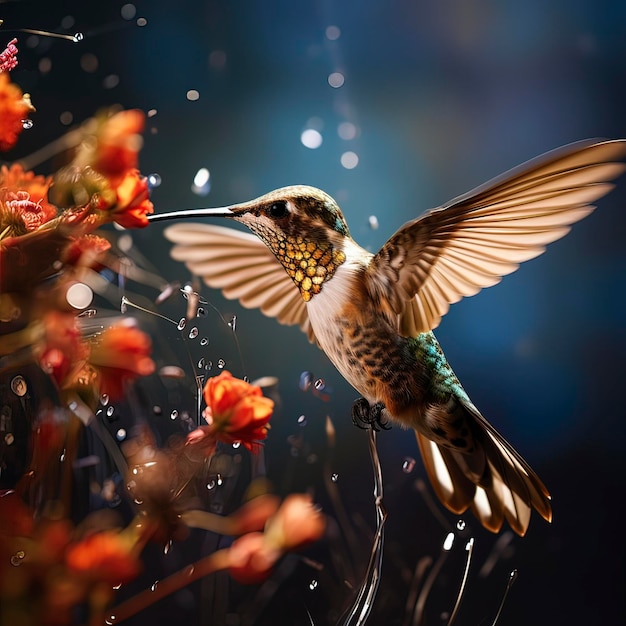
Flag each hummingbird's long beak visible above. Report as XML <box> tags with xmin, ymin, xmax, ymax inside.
<box><xmin>147</xmin><ymin>206</ymin><xmax>233</xmax><ymax>223</ymax></box>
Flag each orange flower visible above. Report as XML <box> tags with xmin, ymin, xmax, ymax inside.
<box><xmin>264</xmin><ymin>494</ymin><xmax>326</xmax><ymax>552</ymax></box>
<box><xmin>227</xmin><ymin>532</ymin><xmax>279</xmax><ymax>584</ymax></box>
<box><xmin>0</xmin><ymin>164</ymin><xmax>56</xmax><ymax>221</ymax></box>
<box><xmin>90</xmin><ymin>109</ymin><xmax>145</xmax><ymax>180</ymax></box>
<box><xmin>0</xmin><ymin>72</ymin><xmax>34</xmax><ymax>151</ymax></box>
<box><xmin>66</xmin><ymin>531</ymin><xmax>140</xmax><ymax>584</ymax></box>
<box><xmin>201</xmin><ymin>370</ymin><xmax>273</xmax><ymax>450</ymax></box>
<box><xmin>61</xmin><ymin>233</ymin><xmax>111</xmax><ymax>269</ymax></box>
<box><xmin>226</xmin><ymin>494</ymin><xmax>325</xmax><ymax>585</ymax></box>
<box><xmin>108</xmin><ymin>168</ymin><xmax>154</xmax><ymax>228</ymax></box>
<box><xmin>89</xmin><ymin>323</ymin><xmax>155</xmax><ymax>399</ymax></box>
<box><xmin>40</xmin><ymin>311</ymin><xmax>88</xmax><ymax>387</ymax></box>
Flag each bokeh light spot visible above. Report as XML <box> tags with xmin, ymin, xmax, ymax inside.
<box><xmin>192</xmin><ymin>168</ymin><xmax>211</xmax><ymax>196</ymax></box>
<box><xmin>66</xmin><ymin>283</ymin><xmax>93</xmax><ymax>310</ymax></box>
<box><xmin>328</xmin><ymin>72</ymin><xmax>345</xmax><ymax>88</ymax></box>
<box><xmin>121</xmin><ymin>3</ymin><xmax>137</xmax><ymax>20</ymax></box>
<box><xmin>337</xmin><ymin>121</ymin><xmax>358</xmax><ymax>140</ymax></box>
<box><xmin>340</xmin><ymin>151</ymin><xmax>359</xmax><ymax>169</ymax></box>
<box><xmin>325</xmin><ymin>25</ymin><xmax>341</xmax><ymax>40</ymax></box>
<box><xmin>301</xmin><ymin>128</ymin><xmax>323</xmax><ymax>149</ymax></box>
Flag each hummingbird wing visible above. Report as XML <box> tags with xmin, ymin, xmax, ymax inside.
<box><xmin>163</xmin><ymin>223</ymin><xmax>317</xmax><ymax>342</ymax></box>
<box><xmin>367</xmin><ymin>139</ymin><xmax>626</xmax><ymax>335</ymax></box>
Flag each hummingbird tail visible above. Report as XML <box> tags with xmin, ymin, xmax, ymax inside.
<box><xmin>415</xmin><ymin>412</ymin><xmax>552</xmax><ymax>536</ymax></box>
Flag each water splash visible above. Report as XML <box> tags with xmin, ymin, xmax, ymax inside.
<box><xmin>445</xmin><ymin>537</ymin><xmax>474</xmax><ymax>626</ymax></box>
<box><xmin>402</xmin><ymin>457</ymin><xmax>416</xmax><ymax>474</ymax></box>
<box><xmin>340</xmin><ymin>430</ymin><xmax>386</xmax><ymax>626</ymax></box>
<box><xmin>490</xmin><ymin>570</ymin><xmax>518</xmax><ymax>626</ymax></box>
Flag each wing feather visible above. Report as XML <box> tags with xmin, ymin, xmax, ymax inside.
<box><xmin>164</xmin><ymin>223</ymin><xmax>315</xmax><ymax>343</ymax></box>
<box><xmin>366</xmin><ymin>139</ymin><xmax>626</xmax><ymax>335</ymax></box>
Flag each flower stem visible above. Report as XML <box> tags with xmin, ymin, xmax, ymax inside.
<box><xmin>108</xmin><ymin>549</ymin><xmax>231</xmax><ymax>623</ymax></box>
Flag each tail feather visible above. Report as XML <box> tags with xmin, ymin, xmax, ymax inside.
<box><xmin>415</xmin><ymin>403</ymin><xmax>552</xmax><ymax>536</ymax></box>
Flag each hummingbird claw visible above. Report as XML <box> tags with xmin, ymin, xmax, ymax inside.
<box><xmin>351</xmin><ymin>399</ymin><xmax>392</xmax><ymax>431</ymax></box>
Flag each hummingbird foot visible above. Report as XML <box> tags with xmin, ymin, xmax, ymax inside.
<box><xmin>351</xmin><ymin>398</ymin><xmax>392</xmax><ymax>431</ymax></box>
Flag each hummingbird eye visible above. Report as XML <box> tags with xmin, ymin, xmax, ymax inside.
<box><xmin>267</xmin><ymin>201</ymin><xmax>289</xmax><ymax>219</ymax></box>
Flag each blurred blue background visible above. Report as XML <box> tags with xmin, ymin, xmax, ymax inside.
<box><xmin>3</xmin><ymin>0</ymin><xmax>626</xmax><ymax>624</ymax></box>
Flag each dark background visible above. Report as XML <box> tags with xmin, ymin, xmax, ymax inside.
<box><xmin>2</xmin><ymin>1</ymin><xmax>625</xmax><ymax>624</ymax></box>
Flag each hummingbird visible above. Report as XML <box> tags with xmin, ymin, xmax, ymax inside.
<box><xmin>151</xmin><ymin>139</ymin><xmax>626</xmax><ymax>536</ymax></box>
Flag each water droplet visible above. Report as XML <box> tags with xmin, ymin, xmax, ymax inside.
<box><xmin>297</xmin><ymin>415</ymin><xmax>307</xmax><ymax>427</ymax></box>
<box><xmin>10</xmin><ymin>551</ymin><xmax>25</xmax><ymax>566</ymax></box>
<box><xmin>106</xmin><ymin>406</ymin><xmax>114</xmax><ymax>417</ymax></box>
<box><xmin>314</xmin><ymin>378</ymin><xmax>325</xmax><ymax>391</ymax></box>
<box><xmin>105</xmin><ymin>615</ymin><xmax>117</xmax><ymax>625</ymax></box>
<box><xmin>197</xmin><ymin>358</ymin><xmax>205</xmax><ymax>369</ymax></box>
<box><xmin>299</xmin><ymin>371</ymin><xmax>313</xmax><ymax>391</ymax></box>
<box><xmin>331</xmin><ymin>473</ymin><xmax>339</xmax><ymax>483</ymax></box>
<box><xmin>153</xmin><ymin>405</ymin><xmax>162</xmax><ymax>415</ymax></box>
<box><xmin>112</xmin><ymin>582</ymin><xmax>122</xmax><ymax>590</ymax></box>
<box><xmin>205</xmin><ymin>360</ymin><xmax>213</xmax><ymax>371</ymax></box>
<box><xmin>188</xmin><ymin>327</ymin><xmax>199</xmax><ymax>339</ymax></box>
<box><xmin>456</xmin><ymin>519</ymin><xmax>466</xmax><ymax>531</ymax></box>
<box><xmin>206</xmin><ymin>478</ymin><xmax>216</xmax><ymax>490</ymax></box>
<box><xmin>60</xmin><ymin>449</ymin><xmax>66</xmax><ymax>462</ymax></box>
<box><xmin>147</xmin><ymin>173</ymin><xmax>162</xmax><ymax>189</ymax></box>
<box><xmin>150</xmin><ymin>580</ymin><xmax>159</xmax><ymax>592</ymax></box>
<box><xmin>368</xmin><ymin>215</ymin><xmax>379</xmax><ymax>230</ymax></box>
<box><xmin>200</xmin><ymin>337</ymin><xmax>209</xmax><ymax>346</ymax></box>
<box><xmin>116</xmin><ymin>429</ymin><xmax>126</xmax><ymax>441</ymax></box>
<box><xmin>402</xmin><ymin>457</ymin><xmax>416</xmax><ymax>474</ymax></box>
<box><xmin>216</xmin><ymin>473</ymin><xmax>223</xmax><ymax>486</ymax></box>
<box><xmin>228</xmin><ymin>315</ymin><xmax>237</xmax><ymax>332</ymax></box>
<box><xmin>21</xmin><ymin>119</ymin><xmax>33</xmax><ymax>129</ymax></box>
<box><xmin>72</xmin><ymin>32</ymin><xmax>84</xmax><ymax>42</ymax></box>
<box><xmin>120</xmin><ymin>296</ymin><xmax>128</xmax><ymax>314</ymax></box>
<box><xmin>164</xmin><ymin>540</ymin><xmax>172</xmax><ymax>555</ymax></box>
<box><xmin>232</xmin><ymin>441</ymin><xmax>241</xmax><ymax>449</ymax></box>
<box><xmin>443</xmin><ymin>532</ymin><xmax>455</xmax><ymax>551</ymax></box>
<box><xmin>170</xmin><ymin>410</ymin><xmax>178</xmax><ymax>420</ymax></box>
<box><xmin>100</xmin><ymin>393</ymin><xmax>110</xmax><ymax>406</ymax></box>
<box><xmin>197</xmin><ymin>307</ymin><xmax>207</xmax><ymax>317</ymax></box>
<box><xmin>217</xmin><ymin>359</ymin><xmax>225</xmax><ymax>369</ymax></box>
<box><xmin>309</xmin><ymin>579</ymin><xmax>318</xmax><ymax>591</ymax></box>
<box><xmin>177</xmin><ymin>318</ymin><xmax>186</xmax><ymax>331</ymax></box>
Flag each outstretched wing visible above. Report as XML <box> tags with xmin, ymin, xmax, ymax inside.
<box><xmin>164</xmin><ymin>223</ymin><xmax>316</xmax><ymax>343</ymax></box>
<box><xmin>366</xmin><ymin>139</ymin><xmax>626</xmax><ymax>336</ymax></box>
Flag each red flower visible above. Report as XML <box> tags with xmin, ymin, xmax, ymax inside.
<box><xmin>90</xmin><ymin>109</ymin><xmax>145</xmax><ymax>180</ymax></box>
<box><xmin>226</xmin><ymin>494</ymin><xmax>326</xmax><ymax>585</ymax></box>
<box><xmin>66</xmin><ymin>531</ymin><xmax>140</xmax><ymax>584</ymax></box>
<box><xmin>264</xmin><ymin>494</ymin><xmax>326</xmax><ymax>552</ymax></box>
<box><xmin>200</xmin><ymin>370</ymin><xmax>273</xmax><ymax>450</ymax></box>
<box><xmin>0</xmin><ymin>164</ymin><xmax>57</xmax><ymax>238</ymax></box>
<box><xmin>0</xmin><ymin>72</ymin><xmax>34</xmax><ymax>151</ymax></box>
<box><xmin>61</xmin><ymin>233</ymin><xmax>111</xmax><ymax>269</ymax></box>
<box><xmin>227</xmin><ymin>532</ymin><xmax>279</xmax><ymax>584</ymax></box>
<box><xmin>39</xmin><ymin>311</ymin><xmax>88</xmax><ymax>387</ymax></box>
<box><xmin>0</xmin><ymin>164</ymin><xmax>56</xmax><ymax>220</ymax></box>
<box><xmin>0</xmin><ymin>38</ymin><xmax>18</xmax><ymax>73</ymax></box>
<box><xmin>108</xmin><ymin>168</ymin><xmax>154</xmax><ymax>228</ymax></box>
<box><xmin>89</xmin><ymin>323</ymin><xmax>155</xmax><ymax>399</ymax></box>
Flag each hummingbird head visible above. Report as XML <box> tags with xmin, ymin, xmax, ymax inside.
<box><xmin>227</xmin><ymin>184</ymin><xmax>351</xmax><ymax>240</ymax></box>
<box><xmin>226</xmin><ymin>185</ymin><xmax>351</xmax><ymax>301</ymax></box>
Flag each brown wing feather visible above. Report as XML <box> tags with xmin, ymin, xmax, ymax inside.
<box><xmin>164</xmin><ymin>223</ymin><xmax>316</xmax><ymax>343</ymax></box>
<box><xmin>366</xmin><ymin>139</ymin><xmax>626</xmax><ymax>335</ymax></box>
